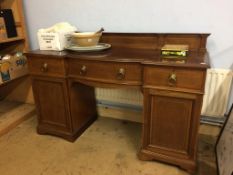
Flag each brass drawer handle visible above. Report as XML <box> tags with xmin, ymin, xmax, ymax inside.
<box><xmin>80</xmin><ymin>65</ymin><xmax>87</xmax><ymax>75</ymax></box>
<box><xmin>40</xmin><ymin>63</ymin><xmax>48</xmax><ymax>72</ymax></box>
<box><xmin>168</xmin><ymin>73</ymin><xmax>177</xmax><ymax>86</ymax></box>
<box><xmin>116</xmin><ymin>68</ymin><xmax>125</xmax><ymax>80</ymax></box>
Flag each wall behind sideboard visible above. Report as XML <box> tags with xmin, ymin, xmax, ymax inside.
<box><xmin>23</xmin><ymin>0</ymin><xmax>233</xmax><ymax>69</ymax></box>
<box><xmin>22</xmin><ymin>0</ymin><xmax>233</xmax><ymax>109</ymax></box>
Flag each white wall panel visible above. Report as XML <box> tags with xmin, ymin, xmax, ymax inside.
<box><xmin>22</xmin><ymin>0</ymin><xmax>233</xmax><ymax>108</ymax></box>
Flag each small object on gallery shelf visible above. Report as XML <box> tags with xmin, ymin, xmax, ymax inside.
<box><xmin>162</xmin><ymin>59</ymin><xmax>186</xmax><ymax>64</ymax></box>
<box><xmin>161</xmin><ymin>44</ymin><xmax>189</xmax><ymax>60</ymax></box>
<box><xmin>200</xmin><ymin>62</ymin><xmax>206</xmax><ymax>65</ymax></box>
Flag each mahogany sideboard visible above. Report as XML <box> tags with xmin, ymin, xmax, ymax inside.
<box><xmin>26</xmin><ymin>33</ymin><xmax>210</xmax><ymax>174</ymax></box>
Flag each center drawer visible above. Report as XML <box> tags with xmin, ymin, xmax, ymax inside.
<box><xmin>68</xmin><ymin>59</ymin><xmax>142</xmax><ymax>85</ymax></box>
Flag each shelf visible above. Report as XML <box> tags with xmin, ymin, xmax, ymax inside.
<box><xmin>0</xmin><ymin>37</ymin><xmax>25</xmax><ymax>44</ymax></box>
<box><xmin>0</xmin><ymin>74</ymin><xmax>29</xmax><ymax>88</ymax></box>
<box><xmin>0</xmin><ymin>100</ymin><xmax>35</xmax><ymax>137</ymax></box>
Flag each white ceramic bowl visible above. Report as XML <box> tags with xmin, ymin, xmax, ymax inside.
<box><xmin>71</xmin><ymin>32</ymin><xmax>102</xmax><ymax>47</ymax></box>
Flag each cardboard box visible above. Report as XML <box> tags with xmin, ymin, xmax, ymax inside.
<box><xmin>0</xmin><ymin>60</ymin><xmax>11</xmax><ymax>84</ymax></box>
<box><xmin>0</xmin><ymin>54</ymin><xmax>28</xmax><ymax>84</ymax></box>
<box><xmin>37</xmin><ymin>31</ymin><xmax>73</xmax><ymax>51</ymax></box>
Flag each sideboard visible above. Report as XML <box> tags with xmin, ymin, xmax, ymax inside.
<box><xmin>26</xmin><ymin>33</ymin><xmax>210</xmax><ymax>173</ymax></box>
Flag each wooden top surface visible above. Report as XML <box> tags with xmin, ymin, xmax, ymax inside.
<box><xmin>26</xmin><ymin>33</ymin><xmax>210</xmax><ymax>69</ymax></box>
<box><xmin>27</xmin><ymin>48</ymin><xmax>209</xmax><ymax>69</ymax></box>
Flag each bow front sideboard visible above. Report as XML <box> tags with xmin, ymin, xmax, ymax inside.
<box><xmin>26</xmin><ymin>33</ymin><xmax>210</xmax><ymax>173</ymax></box>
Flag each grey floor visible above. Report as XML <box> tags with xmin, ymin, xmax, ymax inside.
<box><xmin>0</xmin><ymin>116</ymin><xmax>217</xmax><ymax>175</ymax></box>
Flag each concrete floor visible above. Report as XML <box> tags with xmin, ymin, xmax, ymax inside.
<box><xmin>0</xmin><ymin>116</ymin><xmax>217</xmax><ymax>175</ymax></box>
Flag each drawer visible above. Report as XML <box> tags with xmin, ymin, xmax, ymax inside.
<box><xmin>68</xmin><ymin>59</ymin><xmax>142</xmax><ymax>85</ymax></box>
<box><xmin>28</xmin><ymin>57</ymin><xmax>66</xmax><ymax>77</ymax></box>
<box><xmin>143</xmin><ymin>66</ymin><xmax>206</xmax><ymax>91</ymax></box>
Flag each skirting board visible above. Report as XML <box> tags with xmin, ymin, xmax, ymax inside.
<box><xmin>97</xmin><ymin>105</ymin><xmax>221</xmax><ymax>137</ymax></box>
<box><xmin>97</xmin><ymin>106</ymin><xmax>142</xmax><ymax>123</ymax></box>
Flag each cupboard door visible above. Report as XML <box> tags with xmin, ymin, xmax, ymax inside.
<box><xmin>32</xmin><ymin>77</ymin><xmax>71</xmax><ymax>133</ymax></box>
<box><xmin>142</xmin><ymin>88</ymin><xmax>202</xmax><ymax>160</ymax></box>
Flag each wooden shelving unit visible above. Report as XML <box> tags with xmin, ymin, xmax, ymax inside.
<box><xmin>0</xmin><ymin>0</ymin><xmax>34</xmax><ymax>136</ymax></box>
<box><xmin>0</xmin><ymin>0</ymin><xmax>32</xmax><ymax>98</ymax></box>
<box><xmin>0</xmin><ymin>0</ymin><xmax>29</xmax><ymax>52</ymax></box>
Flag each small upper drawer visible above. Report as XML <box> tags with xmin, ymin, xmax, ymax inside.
<box><xmin>143</xmin><ymin>66</ymin><xmax>206</xmax><ymax>91</ymax></box>
<box><xmin>28</xmin><ymin>57</ymin><xmax>66</xmax><ymax>77</ymax></box>
<box><xmin>68</xmin><ymin>59</ymin><xmax>142</xmax><ymax>85</ymax></box>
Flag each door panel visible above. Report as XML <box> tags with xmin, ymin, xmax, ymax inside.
<box><xmin>143</xmin><ymin>88</ymin><xmax>198</xmax><ymax>158</ymax></box>
<box><xmin>32</xmin><ymin>77</ymin><xmax>71</xmax><ymax>132</ymax></box>
<box><xmin>150</xmin><ymin>95</ymin><xmax>193</xmax><ymax>153</ymax></box>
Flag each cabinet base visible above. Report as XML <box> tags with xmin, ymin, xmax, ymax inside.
<box><xmin>138</xmin><ymin>149</ymin><xmax>196</xmax><ymax>174</ymax></box>
<box><xmin>37</xmin><ymin>115</ymin><xmax>97</xmax><ymax>142</ymax></box>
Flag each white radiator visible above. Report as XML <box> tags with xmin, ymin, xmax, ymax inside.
<box><xmin>95</xmin><ymin>88</ymin><xmax>143</xmax><ymax>106</ymax></box>
<box><xmin>201</xmin><ymin>69</ymin><xmax>232</xmax><ymax>117</ymax></box>
<box><xmin>95</xmin><ymin>68</ymin><xmax>233</xmax><ymax>117</ymax></box>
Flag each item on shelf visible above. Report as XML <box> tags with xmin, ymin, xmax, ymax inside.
<box><xmin>37</xmin><ymin>22</ymin><xmax>77</xmax><ymax>51</ymax></box>
<box><xmin>161</xmin><ymin>44</ymin><xmax>189</xmax><ymax>58</ymax></box>
<box><xmin>0</xmin><ymin>54</ymin><xmax>11</xmax><ymax>83</ymax></box>
<box><xmin>0</xmin><ymin>52</ymin><xmax>28</xmax><ymax>84</ymax></box>
<box><xmin>0</xmin><ymin>17</ymin><xmax>7</xmax><ymax>40</ymax></box>
<box><xmin>10</xmin><ymin>52</ymin><xmax>28</xmax><ymax>79</ymax></box>
<box><xmin>1</xmin><ymin>54</ymin><xmax>11</xmax><ymax>60</ymax></box>
<box><xmin>70</xmin><ymin>27</ymin><xmax>104</xmax><ymax>47</ymax></box>
<box><xmin>0</xmin><ymin>9</ymin><xmax>17</xmax><ymax>38</ymax></box>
